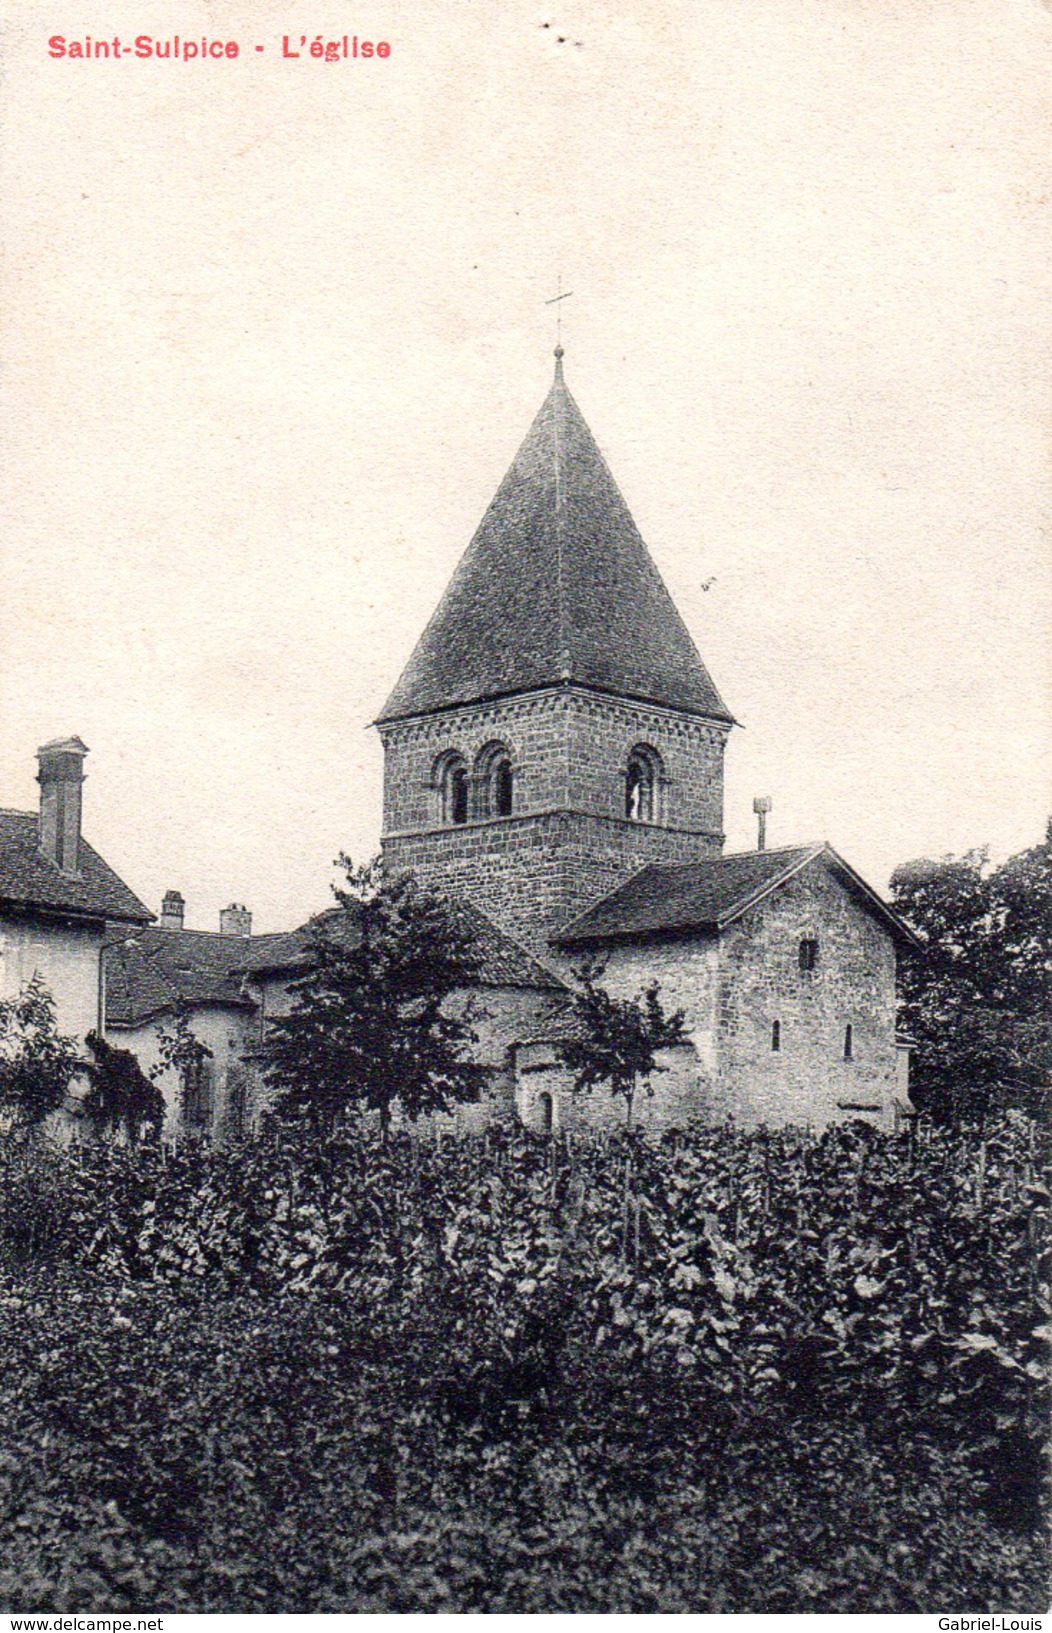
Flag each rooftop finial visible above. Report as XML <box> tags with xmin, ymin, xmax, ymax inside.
<box><xmin>544</xmin><ymin>275</ymin><xmax>573</xmax><ymax>370</ymax></box>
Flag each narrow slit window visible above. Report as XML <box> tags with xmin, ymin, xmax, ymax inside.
<box><xmin>843</xmin><ymin>1023</ymin><xmax>853</xmax><ymax>1060</ymax></box>
<box><xmin>771</xmin><ymin>1019</ymin><xmax>781</xmax><ymax>1052</ymax></box>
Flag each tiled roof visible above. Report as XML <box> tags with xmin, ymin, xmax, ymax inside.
<box><xmin>279</xmin><ymin>899</ymin><xmax>563</xmax><ymax>991</ymax></box>
<box><xmin>447</xmin><ymin>898</ymin><xmax>565</xmax><ymax>991</ymax></box>
<box><xmin>104</xmin><ymin>927</ymin><xmax>259</xmax><ymax>1025</ymax></box>
<box><xmin>377</xmin><ymin>356</ymin><xmax>733</xmax><ymax>725</ymax></box>
<box><xmin>0</xmin><ymin>810</ymin><xmax>152</xmax><ymax>926</ymax></box>
<box><xmin>242</xmin><ymin>925</ymin><xmax>318</xmax><ymax>975</ymax></box>
<box><xmin>517</xmin><ymin>1001</ymin><xmax>587</xmax><ymax>1047</ymax></box>
<box><xmin>106</xmin><ymin>894</ymin><xmax>564</xmax><ymax>1026</ymax></box>
<box><xmin>556</xmin><ymin>843</ymin><xmax>917</xmax><ymax>948</ymax></box>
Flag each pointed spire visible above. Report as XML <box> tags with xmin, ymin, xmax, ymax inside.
<box><xmin>377</xmin><ymin>359</ymin><xmax>733</xmax><ymax>725</ymax></box>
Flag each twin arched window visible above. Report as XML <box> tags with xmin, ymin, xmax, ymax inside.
<box><xmin>436</xmin><ymin>740</ymin><xmax>665</xmax><ymax>827</ymax></box>
<box><xmin>625</xmin><ymin>744</ymin><xmax>663</xmax><ymax>824</ymax></box>
<box><xmin>435</xmin><ymin>743</ymin><xmax>514</xmax><ymax>826</ymax></box>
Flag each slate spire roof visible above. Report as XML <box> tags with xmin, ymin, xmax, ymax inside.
<box><xmin>378</xmin><ymin>351</ymin><xmax>733</xmax><ymax>724</ymax></box>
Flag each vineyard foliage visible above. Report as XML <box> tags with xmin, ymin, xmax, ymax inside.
<box><xmin>0</xmin><ymin>1115</ymin><xmax>1047</xmax><ymax>1611</ymax></box>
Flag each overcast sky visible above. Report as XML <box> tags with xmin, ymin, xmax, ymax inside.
<box><xmin>1</xmin><ymin>0</ymin><xmax>1048</xmax><ymax>933</ymax></box>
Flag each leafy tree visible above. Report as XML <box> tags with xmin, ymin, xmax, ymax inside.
<box><xmin>556</xmin><ymin>958</ymin><xmax>690</xmax><ymax>1129</ymax></box>
<box><xmin>263</xmin><ymin>857</ymin><xmax>487</xmax><ymax>1136</ymax></box>
<box><xmin>83</xmin><ymin>1031</ymin><xmax>166</xmax><ymax>1142</ymax></box>
<box><xmin>891</xmin><ymin>822</ymin><xmax>1051</xmax><ymax>1120</ymax></box>
<box><xmin>0</xmin><ymin>973</ymin><xmax>82</xmax><ymax>1129</ymax></box>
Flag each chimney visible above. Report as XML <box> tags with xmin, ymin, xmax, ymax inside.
<box><xmin>752</xmin><ymin>795</ymin><xmax>772</xmax><ymax>852</ymax></box>
<box><xmin>219</xmin><ymin>903</ymin><xmax>252</xmax><ymax>938</ymax></box>
<box><xmin>37</xmin><ymin>737</ymin><xmax>89</xmax><ymax>875</ymax></box>
<box><xmin>160</xmin><ymin>890</ymin><xmax>185</xmax><ymax>931</ymax></box>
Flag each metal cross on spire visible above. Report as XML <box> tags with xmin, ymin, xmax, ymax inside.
<box><xmin>544</xmin><ymin>276</ymin><xmax>573</xmax><ymax>348</ymax></box>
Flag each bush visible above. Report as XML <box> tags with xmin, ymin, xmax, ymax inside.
<box><xmin>0</xmin><ymin>1114</ymin><xmax>1046</xmax><ymax>1611</ymax></box>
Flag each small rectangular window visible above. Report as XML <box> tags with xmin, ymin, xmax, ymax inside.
<box><xmin>771</xmin><ymin>1019</ymin><xmax>781</xmax><ymax>1052</ymax></box>
<box><xmin>843</xmin><ymin>1023</ymin><xmax>853</xmax><ymax>1060</ymax></box>
<box><xmin>799</xmin><ymin>938</ymin><xmax>818</xmax><ymax>972</ymax></box>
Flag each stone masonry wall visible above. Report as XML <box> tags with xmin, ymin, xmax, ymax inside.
<box><xmin>379</xmin><ymin>684</ymin><xmax>727</xmax><ymax>948</ymax></box>
<box><xmin>380</xmin><ymin>686</ymin><xmax>727</xmax><ymax>835</ymax></box>
<box><xmin>715</xmin><ymin>864</ymin><xmax>898</xmax><ymax>1129</ymax></box>
<box><xmin>559</xmin><ymin>935</ymin><xmax>723</xmax><ymax>1131</ymax></box>
<box><xmin>384</xmin><ymin>811</ymin><xmax>718</xmax><ymax>952</ymax></box>
<box><xmin>511</xmin><ymin>867</ymin><xmax>899</xmax><ymax>1134</ymax></box>
<box><xmin>510</xmin><ymin>937</ymin><xmax>722</xmax><ymax>1136</ymax></box>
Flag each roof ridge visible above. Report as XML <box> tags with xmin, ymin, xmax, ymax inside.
<box><xmin>712</xmin><ymin>841</ymin><xmax>824</xmax><ymax>863</ymax></box>
<box><xmin>553</xmin><ymin>365</ymin><xmax>569</xmax><ymax>678</ymax></box>
<box><xmin>556</xmin><ymin>838</ymin><xmax>917</xmax><ymax>948</ymax></box>
<box><xmin>143</xmin><ymin>924</ymin><xmax>275</xmax><ymax>943</ymax></box>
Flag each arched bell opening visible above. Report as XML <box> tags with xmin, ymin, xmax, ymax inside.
<box><xmin>474</xmin><ymin>740</ymin><xmax>515</xmax><ymax>819</ymax></box>
<box><xmin>432</xmin><ymin>750</ymin><xmax>470</xmax><ymax>827</ymax></box>
<box><xmin>624</xmin><ymin>743</ymin><xmax>665</xmax><ymax>824</ymax></box>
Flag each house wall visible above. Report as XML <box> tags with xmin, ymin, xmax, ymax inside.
<box><xmin>380</xmin><ymin>686</ymin><xmax>727</xmax><ymax>949</ymax></box>
<box><xmin>108</xmin><ymin>1005</ymin><xmax>261</xmax><ymax>1143</ymax></box>
<box><xmin>0</xmin><ymin>911</ymin><xmax>103</xmax><ymax>1041</ymax></box>
<box><xmin>117</xmin><ymin>975</ymin><xmax>564</xmax><ymax>1142</ymax></box>
<box><xmin>715</xmin><ymin>866</ymin><xmax>898</xmax><ymax>1128</ymax></box>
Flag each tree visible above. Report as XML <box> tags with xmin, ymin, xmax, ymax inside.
<box><xmin>891</xmin><ymin>823</ymin><xmax>1052</xmax><ymax>1120</ymax></box>
<box><xmin>83</xmin><ymin>1031</ymin><xmax>166</xmax><ymax>1142</ymax></box>
<box><xmin>0</xmin><ymin>973</ymin><xmax>82</xmax><ymax>1129</ymax></box>
<box><xmin>556</xmin><ymin>958</ymin><xmax>690</xmax><ymax>1129</ymax></box>
<box><xmin>262</xmin><ymin>857</ymin><xmax>487</xmax><ymax>1135</ymax></box>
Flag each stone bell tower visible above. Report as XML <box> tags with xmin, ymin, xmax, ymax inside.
<box><xmin>375</xmin><ymin>349</ymin><xmax>734</xmax><ymax>952</ymax></box>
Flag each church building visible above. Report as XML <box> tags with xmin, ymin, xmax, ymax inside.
<box><xmin>102</xmin><ymin>347</ymin><xmax>915</xmax><ymax>1137</ymax></box>
<box><xmin>374</xmin><ymin>348</ymin><xmax>916</xmax><ymax>1131</ymax></box>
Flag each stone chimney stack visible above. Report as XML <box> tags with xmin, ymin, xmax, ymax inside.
<box><xmin>219</xmin><ymin>903</ymin><xmax>252</xmax><ymax>938</ymax></box>
<box><xmin>37</xmin><ymin>736</ymin><xmax>89</xmax><ymax>876</ymax></box>
<box><xmin>752</xmin><ymin>795</ymin><xmax>772</xmax><ymax>852</ymax></box>
<box><xmin>160</xmin><ymin>890</ymin><xmax>185</xmax><ymax>931</ymax></box>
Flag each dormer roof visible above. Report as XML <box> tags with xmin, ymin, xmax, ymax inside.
<box><xmin>377</xmin><ymin>354</ymin><xmax>733</xmax><ymax>725</ymax></box>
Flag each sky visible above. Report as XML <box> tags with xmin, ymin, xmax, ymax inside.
<box><xmin>1</xmin><ymin>0</ymin><xmax>1049</xmax><ymax>934</ymax></box>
